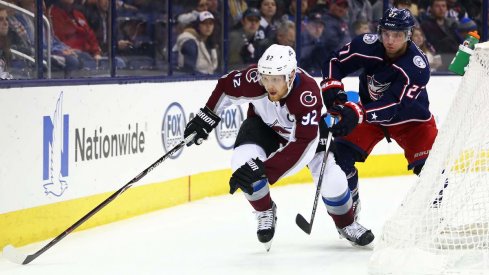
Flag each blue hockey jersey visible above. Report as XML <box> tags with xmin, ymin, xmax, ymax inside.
<box><xmin>322</xmin><ymin>33</ymin><xmax>433</xmax><ymax>125</ymax></box>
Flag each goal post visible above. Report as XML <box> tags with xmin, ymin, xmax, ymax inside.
<box><xmin>369</xmin><ymin>41</ymin><xmax>489</xmax><ymax>274</ymax></box>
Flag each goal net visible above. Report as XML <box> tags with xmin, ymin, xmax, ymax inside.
<box><xmin>369</xmin><ymin>41</ymin><xmax>489</xmax><ymax>275</ymax></box>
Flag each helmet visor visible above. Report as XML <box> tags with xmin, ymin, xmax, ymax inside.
<box><xmin>378</xmin><ymin>27</ymin><xmax>411</xmax><ymax>42</ymax></box>
<box><xmin>260</xmin><ymin>74</ymin><xmax>287</xmax><ymax>86</ymax></box>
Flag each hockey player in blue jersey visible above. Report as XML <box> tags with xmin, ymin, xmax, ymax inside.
<box><xmin>320</xmin><ymin>8</ymin><xmax>438</xmax><ymax>223</ymax></box>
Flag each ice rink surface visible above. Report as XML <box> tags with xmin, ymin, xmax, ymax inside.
<box><xmin>0</xmin><ymin>175</ymin><xmax>416</xmax><ymax>275</ymax></box>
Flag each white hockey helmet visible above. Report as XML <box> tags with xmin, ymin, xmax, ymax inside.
<box><xmin>258</xmin><ymin>44</ymin><xmax>297</xmax><ymax>76</ymax></box>
<box><xmin>258</xmin><ymin>44</ymin><xmax>297</xmax><ymax>93</ymax></box>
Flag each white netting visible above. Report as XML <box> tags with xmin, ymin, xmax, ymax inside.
<box><xmin>369</xmin><ymin>42</ymin><xmax>489</xmax><ymax>275</ymax></box>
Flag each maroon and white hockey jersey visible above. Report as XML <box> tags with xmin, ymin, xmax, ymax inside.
<box><xmin>205</xmin><ymin>65</ymin><xmax>323</xmax><ymax>184</ymax></box>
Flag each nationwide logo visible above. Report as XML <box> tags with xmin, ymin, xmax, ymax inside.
<box><xmin>162</xmin><ymin>102</ymin><xmax>186</xmax><ymax>158</ymax></box>
<box><xmin>43</xmin><ymin>92</ymin><xmax>69</xmax><ymax>197</ymax></box>
<box><xmin>215</xmin><ymin>105</ymin><xmax>244</xmax><ymax>150</ymax></box>
<box><xmin>74</xmin><ymin>123</ymin><xmax>146</xmax><ymax>162</ymax></box>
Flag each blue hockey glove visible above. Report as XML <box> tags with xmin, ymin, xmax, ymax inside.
<box><xmin>229</xmin><ymin>158</ymin><xmax>266</xmax><ymax>195</ymax></box>
<box><xmin>184</xmin><ymin>106</ymin><xmax>221</xmax><ymax>146</ymax></box>
<box><xmin>320</xmin><ymin>78</ymin><xmax>347</xmax><ymax>109</ymax></box>
<box><xmin>328</xmin><ymin>102</ymin><xmax>364</xmax><ymax>137</ymax></box>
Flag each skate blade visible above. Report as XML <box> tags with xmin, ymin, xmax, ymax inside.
<box><xmin>262</xmin><ymin>240</ymin><xmax>273</xmax><ymax>252</ymax></box>
<box><xmin>350</xmin><ymin>241</ymin><xmax>374</xmax><ymax>250</ymax></box>
<box><xmin>350</xmin><ymin>242</ymin><xmax>374</xmax><ymax>250</ymax></box>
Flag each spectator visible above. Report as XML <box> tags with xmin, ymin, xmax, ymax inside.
<box><xmin>455</xmin><ymin>17</ymin><xmax>477</xmax><ymax>43</ymax></box>
<box><xmin>81</xmin><ymin>0</ymin><xmax>127</xmax><ymax>69</ymax></box>
<box><xmin>395</xmin><ymin>0</ymin><xmax>412</xmax><ymax>10</ymax></box>
<box><xmin>206</xmin><ymin>0</ymin><xmax>222</xmax><ymax>54</ymax></box>
<box><xmin>207</xmin><ymin>0</ymin><xmax>220</xmax><ymax>13</ymax></box>
<box><xmin>0</xmin><ymin>8</ymin><xmax>13</xmax><ymax>79</ymax></box>
<box><xmin>323</xmin><ymin>0</ymin><xmax>351</xmax><ymax>54</ymax></box>
<box><xmin>176</xmin><ymin>0</ymin><xmax>209</xmax><ymax>29</ymax></box>
<box><xmin>446</xmin><ymin>0</ymin><xmax>467</xmax><ymax>21</ymax></box>
<box><xmin>371</xmin><ymin>0</ymin><xmax>391</xmax><ymax>23</ymax></box>
<box><xmin>173</xmin><ymin>11</ymin><xmax>218</xmax><ymax>74</ymax></box>
<box><xmin>228</xmin><ymin>0</ymin><xmax>248</xmax><ymax>27</ymax></box>
<box><xmin>352</xmin><ymin>19</ymin><xmax>371</xmax><ymax>35</ymax></box>
<box><xmin>300</xmin><ymin>11</ymin><xmax>326</xmax><ymax>74</ymax></box>
<box><xmin>371</xmin><ymin>0</ymin><xmax>420</xmax><ymax>22</ymax></box>
<box><xmin>5</xmin><ymin>0</ymin><xmax>32</xmax><ymax>56</ymax></box>
<box><xmin>420</xmin><ymin>0</ymin><xmax>458</xmax><ymax>70</ymax></box>
<box><xmin>411</xmin><ymin>26</ymin><xmax>442</xmax><ymax>71</ymax></box>
<box><xmin>228</xmin><ymin>7</ymin><xmax>266</xmax><ymax>67</ymax></box>
<box><xmin>13</xmin><ymin>0</ymin><xmax>96</xmax><ymax>77</ymax></box>
<box><xmin>258</xmin><ymin>0</ymin><xmax>279</xmax><ymax>37</ymax></box>
<box><xmin>284</xmin><ymin>0</ymin><xmax>308</xmax><ymax>22</ymax></box>
<box><xmin>256</xmin><ymin>19</ymin><xmax>295</xmax><ymax>57</ymax></box>
<box><xmin>392</xmin><ymin>0</ymin><xmax>420</xmax><ymax>26</ymax></box>
<box><xmin>346</xmin><ymin>0</ymin><xmax>373</xmax><ymax>36</ymax></box>
<box><xmin>49</xmin><ymin>0</ymin><xmax>102</xmax><ymax>64</ymax></box>
<box><xmin>271</xmin><ymin>19</ymin><xmax>295</xmax><ymax>46</ymax></box>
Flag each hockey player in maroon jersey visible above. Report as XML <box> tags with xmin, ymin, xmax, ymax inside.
<box><xmin>320</xmin><ymin>8</ymin><xmax>439</xmax><ymax>222</ymax></box>
<box><xmin>183</xmin><ymin>44</ymin><xmax>374</xmax><ymax>251</ymax></box>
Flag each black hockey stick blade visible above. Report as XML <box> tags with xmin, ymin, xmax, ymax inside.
<box><xmin>295</xmin><ymin>214</ymin><xmax>312</xmax><ymax>234</ymax></box>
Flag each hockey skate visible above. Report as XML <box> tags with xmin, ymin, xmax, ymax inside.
<box><xmin>254</xmin><ymin>201</ymin><xmax>277</xmax><ymax>252</ymax></box>
<box><xmin>336</xmin><ymin>221</ymin><xmax>374</xmax><ymax>247</ymax></box>
<box><xmin>353</xmin><ymin>198</ymin><xmax>362</xmax><ymax>221</ymax></box>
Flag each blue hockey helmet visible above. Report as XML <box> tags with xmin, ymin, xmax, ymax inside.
<box><xmin>377</xmin><ymin>8</ymin><xmax>414</xmax><ymax>41</ymax></box>
<box><xmin>378</xmin><ymin>8</ymin><xmax>414</xmax><ymax>31</ymax></box>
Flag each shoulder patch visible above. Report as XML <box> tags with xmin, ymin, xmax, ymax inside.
<box><xmin>300</xmin><ymin>91</ymin><xmax>318</xmax><ymax>107</ymax></box>
<box><xmin>245</xmin><ymin>68</ymin><xmax>260</xmax><ymax>83</ymax></box>
<box><xmin>363</xmin><ymin>34</ymin><xmax>378</xmax><ymax>44</ymax></box>
<box><xmin>413</xmin><ymin>56</ymin><xmax>427</xmax><ymax>69</ymax></box>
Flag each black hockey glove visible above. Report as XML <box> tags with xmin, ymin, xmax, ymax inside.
<box><xmin>328</xmin><ymin>102</ymin><xmax>364</xmax><ymax>137</ymax></box>
<box><xmin>229</xmin><ymin>158</ymin><xmax>266</xmax><ymax>195</ymax></box>
<box><xmin>183</xmin><ymin>106</ymin><xmax>221</xmax><ymax>146</ymax></box>
<box><xmin>320</xmin><ymin>78</ymin><xmax>347</xmax><ymax>109</ymax></box>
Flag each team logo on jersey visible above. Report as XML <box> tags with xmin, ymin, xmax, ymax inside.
<box><xmin>300</xmin><ymin>91</ymin><xmax>317</xmax><ymax>107</ymax></box>
<box><xmin>246</xmin><ymin>68</ymin><xmax>260</xmax><ymax>83</ymax></box>
<box><xmin>413</xmin><ymin>56</ymin><xmax>427</xmax><ymax>69</ymax></box>
<box><xmin>367</xmin><ymin>75</ymin><xmax>390</xmax><ymax>101</ymax></box>
<box><xmin>269</xmin><ymin>120</ymin><xmax>292</xmax><ymax>137</ymax></box>
<box><xmin>363</xmin><ymin>34</ymin><xmax>378</xmax><ymax>44</ymax></box>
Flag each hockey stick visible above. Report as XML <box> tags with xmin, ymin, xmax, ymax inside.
<box><xmin>2</xmin><ymin>133</ymin><xmax>195</xmax><ymax>265</ymax></box>
<box><xmin>296</xmin><ymin>125</ymin><xmax>334</xmax><ymax>235</ymax></box>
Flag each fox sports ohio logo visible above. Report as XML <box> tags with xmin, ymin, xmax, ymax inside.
<box><xmin>161</xmin><ymin>102</ymin><xmax>187</xmax><ymax>158</ymax></box>
<box><xmin>215</xmin><ymin>105</ymin><xmax>244</xmax><ymax>150</ymax></box>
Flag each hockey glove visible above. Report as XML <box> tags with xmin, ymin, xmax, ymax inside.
<box><xmin>328</xmin><ymin>102</ymin><xmax>364</xmax><ymax>137</ymax></box>
<box><xmin>183</xmin><ymin>106</ymin><xmax>221</xmax><ymax>146</ymax></box>
<box><xmin>229</xmin><ymin>158</ymin><xmax>266</xmax><ymax>195</ymax></box>
<box><xmin>320</xmin><ymin>78</ymin><xmax>347</xmax><ymax>109</ymax></box>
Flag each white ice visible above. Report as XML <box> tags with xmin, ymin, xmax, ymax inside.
<box><xmin>0</xmin><ymin>175</ymin><xmax>415</xmax><ymax>275</ymax></box>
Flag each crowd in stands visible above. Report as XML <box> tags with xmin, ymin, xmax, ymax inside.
<box><xmin>0</xmin><ymin>0</ymin><xmax>486</xmax><ymax>79</ymax></box>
